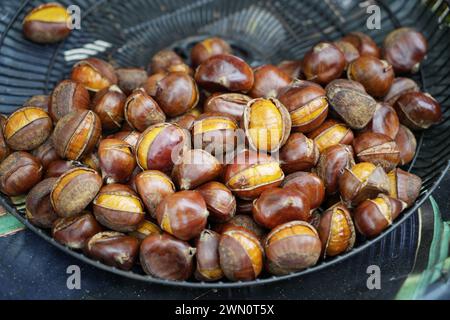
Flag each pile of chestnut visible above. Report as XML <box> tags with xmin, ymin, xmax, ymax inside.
<box><xmin>0</xmin><ymin>2</ymin><xmax>442</xmax><ymax>282</ymax></box>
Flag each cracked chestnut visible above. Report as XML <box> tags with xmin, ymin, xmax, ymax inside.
<box><xmin>384</xmin><ymin>78</ymin><xmax>420</xmax><ymax>106</ymax></box>
<box><xmin>249</xmin><ymin>64</ymin><xmax>292</xmax><ymax>98</ymax></box>
<box><xmin>308</xmin><ymin>119</ymin><xmax>354</xmax><ymax>152</ymax></box>
<box><xmin>196</xmin><ymin>181</ymin><xmax>236</xmax><ymax>223</ymax></box>
<box><xmin>149</xmin><ymin>49</ymin><xmax>190</xmax><ymax>75</ymax></box>
<box><xmin>195</xmin><ymin>229</ymin><xmax>224</xmax><ymax>282</ymax></box>
<box><xmin>128</xmin><ymin>220</ymin><xmax>162</xmax><ymax>241</ymax></box>
<box><xmin>71</xmin><ymin>58</ymin><xmax>118</xmax><ymax>92</ymax></box>
<box><xmin>52</xmin><ymin>212</ymin><xmax>102</xmax><ymax>249</ymax></box>
<box><xmin>191</xmin><ymin>37</ymin><xmax>232</xmax><ymax>67</ymax></box>
<box><xmin>108</xmin><ymin>130</ymin><xmax>140</xmax><ymax>151</ymax></box>
<box><xmin>204</xmin><ymin>93</ymin><xmax>251</xmax><ymax>122</ymax></box>
<box><xmin>23</xmin><ymin>95</ymin><xmax>49</xmax><ymax>111</ymax></box>
<box><xmin>49</xmin><ymin>80</ymin><xmax>90</xmax><ymax>122</ymax></box>
<box><xmin>394</xmin><ymin>92</ymin><xmax>442</xmax><ymax>130</ymax></box>
<box><xmin>124</xmin><ymin>88</ymin><xmax>166</xmax><ymax>132</ymax></box>
<box><xmin>279</xmin><ymin>133</ymin><xmax>319</xmax><ymax>174</ymax></box>
<box><xmin>388</xmin><ymin>168</ymin><xmax>422</xmax><ymax>208</ymax></box>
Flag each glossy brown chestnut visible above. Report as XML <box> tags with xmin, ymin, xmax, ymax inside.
<box><xmin>394</xmin><ymin>125</ymin><xmax>417</xmax><ymax>165</ymax></box>
<box><xmin>394</xmin><ymin>92</ymin><xmax>442</xmax><ymax>130</ymax></box>
<box><xmin>49</xmin><ymin>80</ymin><xmax>90</xmax><ymax>122</ymax></box>
<box><xmin>71</xmin><ymin>58</ymin><xmax>118</xmax><ymax>92</ymax></box>
<box><xmin>52</xmin><ymin>110</ymin><xmax>101</xmax><ymax>161</ymax></box>
<box><xmin>308</xmin><ymin>119</ymin><xmax>354</xmax><ymax>152</ymax></box>
<box><xmin>204</xmin><ymin>93</ymin><xmax>251</xmax><ymax>122</ymax></box>
<box><xmin>149</xmin><ymin>49</ymin><xmax>187</xmax><ymax>75</ymax></box>
<box><xmin>124</xmin><ymin>88</ymin><xmax>165</xmax><ymax>132</ymax></box>
<box><xmin>191</xmin><ymin>37</ymin><xmax>232</xmax><ymax>67</ymax></box>
<box><xmin>365</xmin><ymin>103</ymin><xmax>400</xmax><ymax>139</ymax></box>
<box><xmin>383</xmin><ymin>78</ymin><xmax>420</xmax><ymax>106</ymax></box>
<box><xmin>0</xmin><ymin>151</ymin><xmax>43</xmax><ymax>196</ymax></box>
<box><xmin>92</xmin><ymin>85</ymin><xmax>126</xmax><ymax>131</ymax></box>
<box><xmin>248</xmin><ymin>64</ymin><xmax>292</xmax><ymax>98</ymax></box>
<box><xmin>108</xmin><ymin>130</ymin><xmax>140</xmax><ymax>151</ymax></box>
<box><xmin>98</xmin><ymin>139</ymin><xmax>136</xmax><ymax>184</ymax></box>
<box><xmin>317</xmin><ymin>203</ymin><xmax>355</xmax><ymax>258</ymax></box>
<box><xmin>353</xmin><ymin>132</ymin><xmax>400</xmax><ymax>172</ymax></box>
<box><xmin>140</xmin><ymin>233</ymin><xmax>195</xmax><ymax>281</ymax></box>
<box><xmin>128</xmin><ymin>219</ymin><xmax>162</xmax><ymax>241</ymax></box>
<box><xmin>52</xmin><ymin>212</ymin><xmax>102</xmax><ymax>249</ymax></box>
<box><xmin>277</xmin><ymin>60</ymin><xmax>303</xmax><ymax>79</ymax></box>
<box><xmin>282</xmin><ymin>172</ymin><xmax>326</xmax><ymax>209</ymax></box>
<box><xmin>0</xmin><ymin>116</ymin><xmax>9</xmax><ymax>162</ymax></box>
<box><xmin>334</xmin><ymin>40</ymin><xmax>360</xmax><ymax>68</ymax></box>
<box><xmin>219</xmin><ymin>228</ymin><xmax>264</xmax><ymax>281</ymax></box>
<box><xmin>22</xmin><ymin>3</ymin><xmax>71</xmax><ymax>44</ymax></box>
<box><xmin>388</xmin><ymin>168</ymin><xmax>422</xmax><ymax>208</ymax></box>
<box><xmin>144</xmin><ymin>73</ymin><xmax>166</xmax><ymax>96</ymax></box>
<box><xmin>23</xmin><ymin>95</ymin><xmax>49</xmax><ymax>111</ymax></box>
<box><xmin>4</xmin><ymin>107</ymin><xmax>52</xmax><ymax>151</ymax></box>
<box><xmin>195</xmin><ymin>54</ymin><xmax>254</xmax><ymax>93</ymax></box>
<box><xmin>341</xmin><ymin>32</ymin><xmax>381</xmax><ymax>58</ymax></box>
<box><xmin>326</xmin><ymin>79</ymin><xmax>378</xmax><ymax>129</ymax></box>
<box><xmin>213</xmin><ymin>215</ymin><xmax>266</xmax><ymax>240</ymax></box>
<box><xmin>302</xmin><ymin>42</ymin><xmax>346</xmax><ymax>85</ymax></box>
<box><xmin>135</xmin><ymin>170</ymin><xmax>175</xmax><ymax>219</ymax></box>
<box><xmin>32</xmin><ymin>138</ymin><xmax>61</xmax><ymax>169</ymax></box>
<box><xmin>264</xmin><ymin>221</ymin><xmax>321</xmax><ymax>276</ymax></box>
<box><xmin>252</xmin><ymin>187</ymin><xmax>311</xmax><ymax>229</ymax></box>
<box><xmin>195</xmin><ymin>229</ymin><xmax>224</xmax><ymax>282</ymax></box>
<box><xmin>354</xmin><ymin>194</ymin><xmax>406</xmax><ymax>238</ymax></box>
<box><xmin>51</xmin><ymin>167</ymin><xmax>102</xmax><ymax>217</ymax></box>
<box><xmin>44</xmin><ymin>160</ymin><xmax>82</xmax><ymax>178</ymax></box>
<box><xmin>347</xmin><ymin>56</ymin><xmax>394</xmax><ymax>98</ymax></box>
<box><xmin>196</xmin><ymin>181</ymin><xmax>236</xmax><ymax>223</ymax></box>
<box><xmin>84</xmin><ymin>231</ymin><xmax>140</xmax><ymax>270</ymax></box>
<box><xmin>115</xmin><ymin>68</ymin><xmax>148</xmax><ymax>95</ymax></box>
<box><xmin>279</xmin><ymin>133</ymin><xmax>319</xmax><ymax>174</ymax></box>
<box><xmin>93</xmin><ymin>184</ymin><xmax>145</xmax><ymax>232</ymax></box>
<box><xmin>315</xmin><ymin>144</ymin><xmax>355</xmax><ymax>195</ymax></box>
<box><xmin>339</xmin><ymin>162</ymin><xmax>390</xmax><ymax>207</ymax></box>
<box><xmin>25</xmin><ymin>178</ymin><xmax>59</xmax><ymax>228</ymax></box>
<box><xmin>383</xmin><ymin>27</ymin><xmax>428</xmax><ymax>74</ymax></box>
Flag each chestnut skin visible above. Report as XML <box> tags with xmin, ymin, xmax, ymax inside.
<box><xmin>52</xmin><ymin>212</ymin><xmax>102</xmax><ymax>249</ymax></box>
<box><xmin>282</xmin><ymin>172</ymin><xmax>326</xmax><ymax>209</ymax></box>
<box><xmin>279</xmin><ymin>133</ymin><xmax>319</xmax><ymax>174</ymax></box>
<box><xmin>191</xmin><ymin>37</ymin><xmax>232</xmax><ymax>67</ymax></box>
<box><xmin>204</xmin><ymin>93</ymin><xmax>251</xmax><ymax>122</ymax></box>
<box><xmin>149</xmin><ymin>49</ymin><xmax>187</xmax><ymax>75</ymax></box>
<box><xmin>49</xmin><ymin>80</ymin><xmax>90</xmax><ymax>122</ymax></box>
<box><xmin>98</xmin><ymin>139</ymin><xmax>136</xmax><ymax>184</ymax></box>
<box><xmin>365</xmin><ymin>103</ymin><xmax>400</xmax><ymax>140</ymax></box>
<box><xmin>25</xmin><ymin>178</ymin><xmax>59</xmax><ymax>228</ymax></box>
<box><xmin>124</xmin><ymin>88</ymin><xmax>166</xmax><ymax>132</ymax></box>
<box><xmin>196</xmin><ymin>181</ymin><xmax>236</xmax><ymax>223</ymax></box>
<box><xmin>108</xmin><ymin>130</ymin><xmax>140</xmax><ymax>151</ymax></box>
<box><xmin>32</xmin><ymin>138</ymin><xmax>61</xmax><ymax>170</ymax></box>
<box><xmin>249</xmin><ymin>64</ymin><xmax>292</xmax><ymax>98</ymax></box>
<box><xmin>394</xmin><ymin>92</ymin><xmax>442</xmax><ymax>130</ymax></box>
<box><xmin>341</xmin><ymin>32</ymin><xmax>381</xmax><ymax>58</ymax></box>
<box><xmin>84</xmin><ymin>231</ymin><xmax>140</xmax><ymax>270</ymax></box>
<box><xmin>140</xmin><ymin>233</ymin><xmax>196</xmax><ymax>281</ymax></box>
<box><xmin>71</xmin><ymin>58</ymin><xmax>118</xmax><ymax>92</ymax></box>
<box><xmin>394</xmin><ymin>125</ymin><xmax>417</xmax><ymax>165</ymax></box>
<box><xmin>195</xmin><ymin>230</ymin><xmax>224</xmax><ymax>282</ymax></box>
<box><xmin>252</xmin><ymin>187</ymin><xmax>311</xmax><ymax>229</ymax></box>
<box><xmin>93</xmin><ymin>85</ymin><xmax>126</xmax><ymax>131</ymax></box>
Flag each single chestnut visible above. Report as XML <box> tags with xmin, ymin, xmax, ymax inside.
<box><xmin>196</xmin><ymin>181</ymin><xmax>236</xmax><ymax>223</ymax></box>
<box><xmin>317</xmin><ymin>203</ymin><xmax>355</xmax><ymax>258</ymax></box>
<box><xmin>195</xmin><ymin>229</ymin><xmax>224</xmax><ymax>282</ymax></box>
<box><xmin>108</xmin><ymin>130</ymin><xmax>140</xmax><ymax>151</ymax></box>
<box><xmin>49</xmin><ymin>80</ymin><xmax>90</xmax><ymax>122</ymax></box>
<box><xmin>44</xmin><ymin>160</ymin><xmax>82</xmax><ymax>178</ymax></box>
<box><xmin>128</xmin><ymin>220</ymin><xmax>162</xmax><ymax>241</ymax></box>
<box><xmin>93</xmin><ymin>184</ymin><xmax>145</xmax><ymax>232</ymax></box>
<box><xmin>219</xmin><ymin>228</ymin><xmax>264</xmax><ymax>281</ymax></box>
<box><xmin>213</xmin><ymin>214</ymin><xmax>266</xmax><ymax>240</ymax></box>
<box><xmin>195</xmin><ymin>54</ymin><xmax>254</xmax><ymax>92</ymax></box>
<box><xmin>124</xmin><ymin>88</ymin><xmax>166</xmax><ymax>132</ymax></box>
<box><xmin>25</xmin><ymin>178</ymin><xmax>59</xmax><ymax>228</ymax></box>
<box><xmin>384</xmin><ymin>78</ymin><xmax>420</xmax><ymax>106</ymax></box>
<box><xmin>52</xmin><ymin>212</ymin><xmax>102</xmax><ymax>249</ymax></box>
<box><xmin>354</xmin><ymin>194</ymin><xmax>406</xmax><ymax>238</ymax></box>
<box><xmin>383</xmin><ymin>27</ymin><xmax>428</xmax><ymax>74</ymax></box>
<box><xmin>0</xmin><ymin>151</ymin><xmax>43</xmax><ymax>196</ymax></box>
<box><xmin>394</xmin><ymin>125</ymin><xmax>417</xmax><ymax>165</ymax></box>
<box><xmin>204</xmin><ymin>93</ymin><xmax>251</xmax><ymax>122</ymax></box>
<box><xmin>252</xmin><ymin>187</ymin><xmax>311</xmax><ymax>229</ymax></box>
<box><xmin>93</xmin><ymin>85</ymin><xmax>126</xmax><ymax>131</ymax></box>
<box><xmin>334</xmin><ymin>40</ymin><xmax>360</xmax><ymax>68</ymax></box>
<box><xmin>365</xmin><ymin>103</ymin><xmax>400</xmax><ymax>139</ymax></box>
<box><xmin>71</xmin><ymin>58</ymin><xmax>118</xmax><ymax>92</ymax></box>
<box><xmin>264</xmin><ymin>221</ymin><xmax>321</xmax><ymax>276</ymax></box>
<box><xmin>32</xmin><ymin>139</ymin><xmax>61</xmax><ymax>169</ymax></box>
<box><xmin>394</xmin><ymin>92</ymin><xmax>442</xmax><ymax>130</ymax></box>
<box><xmin>98</xmin><ymin>139</ymin><xmax>136</xmax><ymax>184</ymax></box>
<box><xmin>302</xmin><ymin>42</ymin><xmax>346</xmax><ymax>85</ymax></box>
<box><xmin>149</xmin><ymin>49</ymin><xmax>188</xmax><ymax>75</ymax></box>
<box><xmin>282</xmin><ymin>172</ymin><xmax>326</xmax><ymax>209</ymax></box>
<box><xmin>388</xmin><ymin>168</ymin><xmax>422</xmax><ymax>208</ymax></box>
<box><xmin>341</xmin><ymin>32</ymin><xmax>381</xmax><ymax>58</ymax></box>
<box><xmin>4</xmin><ymin>107</ymin><xmax>52</xmax><ymax>151</ymax></box>
<box><xmin>115</xmin><ymin>68</ymin><xmax>148</xmax><ymax>95</ymax></box>
<box><xmin>279</xmin><ymin>133</ymin><xmax>319</xmax><ymax>174</ymax></box>
<box><xmin>23</xmin><ymin>95</ymin><xmax>49</xmax><ymax>111</ymax></box>
<box><xmin>191</xmin><ymin>37</ymin><xmax>232</xmax><ymax>67</ymax></box>
<box><xmin>52</xmin><ymin>110</ymin><xmax>101</xmax><ymax>161</ymax></box>
<box><xmin>140</xmin><ymin>233</ymin><xmax>195</xmax><ymax>281</ymax></box>
<box><xmin>51</xmin><ymin>167</ymin><xmax>102</xmax><ymax>217</ymax></box>
<box><xmin>84</xmin><ymin>231</ymin><xmax>140</xmax><ymax>270</ymax></box>
<box><xmin>249</xmin><ymin>64</ymin><xmax>292</xmax><ymax>98</ymax></box>
<box><xmin>308</xmin><ymin>119</ymin><xmax>354</xmax><ymax>152</ymax></box>
<box><xmin>277</xmin><ymin>60</ymin><xmax>303</xmax><ymax>79</ymax></box>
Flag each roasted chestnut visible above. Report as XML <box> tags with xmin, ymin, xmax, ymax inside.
<box><xmin>334</xmin><ymin>40</ymin><xmax>360</xmax><ymax>68</ymax></box>
<box><xmin>365</xmin><ymin>103</ymin><xmax>400</xmax><ymax>140</ymax></box>
<box><xmin>128</xmin><ymin>219</ymin><xmax>162</xmax><ymax>241</ymax></box>
<box><xmin>347</xmin><ymin>56</ymin><xmax>394</xmax><ymax>98</ymax></box>
<box><xmin>252</xmin><ymin>187</ymin><xmax>311</xmax><ymax>229</ymax></box>
<box><xmin>394</xmin><ymin>92</ymin><xmax>442</xmax><ymax>130</ymax></box>
<box><xmin>124</xmin><ymin>88</ymin><xmax>165</xmax><ymax>132</ymax></box>
<box><xmin>249</xmin><ymin>64</ymin><xmax>292</xmax><ymax>98</ymax></box>
<box><xmin>93</xmin><ymin>184</ymin><xmax>145</xmax><ymax>232</ymax></box>
<box><xmin>341</xmin><ymin>32</ymin><xmax>381</xmax><ymax>58</ymax></box>
<box><xmin>317</xmin><ymin>203</ymin><xmax>355</xmax><ymax>258</ymax></box>
<box><xmin>195</xmin><ymin>54</ymin><xmax>254</xmax><ymax>93</ymax></box>
<box><xmin>282</xmin><ymin>172</ymin><xmax>326</xmax><ymax>209</ymax></box>
<box><xmin>213</xmin><ymin>214</ymin><xmax>266</xmax><ymax>240</ymax></box>
<box><xmin>144</xmin><ymin>73</ymin><xmax>166</xmax><ymax>96</ymax></box>
<box><xmin>23</xmin><ymin>3</ymin><xmax>71</xmax><ymax>44</ymax></box>
<box><xmin>108</xmin><ymin>130</ymin><xmax>140</xmax><ymax>151</ymax></box>
<box><xmin>135</xmin><ymin>170</ymin><xmax>175</xmax><ymax>219</ymax></box>
<box><xmin>0</xmin><ymin>151</ymin><xmax>43</xmax><ymax>196</ymax></box>
<box><xmin>279</xmin><ymin>133</ymin><xmax>319</xmax><ymax>174</ymax></box>
<box><xmin>149</xmin><ymin>49</ymin><xmax>189</xmax><ymax>75</ymax></box>
<box><xmin>25</xmin><ymin>178</ymin><xmax>59</xmax><ymax>228</ymax></box>
<box><xmin>140</xmin><ymin>233</ymin><xmax>196</xmax><ymax>281</ymax></box>
<box><xmin>277</xmin><ymin>80</ymin><xmax>328</xmax><ymax>133</ymax></box>
<box><xmin>353</xmin><ymin>132</ymin><xmax>400</xmax><ymax>172</ymax></box>
<box><xmin>388</xmin><ymin>168</ymin><xmax>422</xmax><ymax>208</ymax></box>
<box><xmin>98</xmin><ymin>139</ymin><xmax>136</xmax><ymax>184</ymax></box>
<box><xmin>204</xmin><ymin>93</ymin><xmax>251</xmax><ymax>122</ymax></box>
<box><xmin>308</xmin><ymin>119</ymin><xmax>354</xmax><ymax>152</ymax></box>
<box><xmin>394</xmin><ymin>125</ymin><xmax>417</xmax><ymax>165</ymax></box>
<box><xmin>4</xmin><ymin>107</ymin><xmax>52</xmax><ymax>151</ymax></box>
<box><xmin>115</xmin><ymin>68</ymin><xmax>148</xmax><ymax>95</ymax></box>
<box><xmin>32</xmin><ymin>138</ymin><xmax>61</xmax><ymax>169</ymax></box>
<box><xmin>155</xmin><ymin>190</ymin><xmax>208</xmax><ymax>241</ymax></box>
<box><xmin>219</xmin><ymin>228</ymin><xmax>264</xmax><ymax>281</ymax></box>
<box><xmin>0</xmin><ymin>116</ymin><xmax>9</xmax><ymax>162</ymax></box>
<box><xmin>224</xmin><ymin>149</ymin><xmax>284</xmax><ymax>200</ymax></box>
<box><xmin>339</xmin><ymin>162</ymin><xmax>390</xmax><ymax>207</ymax></box>
<box><xmin>326</xmin><ymin>79</ymin><xmax>378</xmax><ymax>129</ymax></box>
<box><xmin>44</xmin><ymin>160</ymin><xmax>81</xmax><ymax>178</ymax></box>
<box><xmin>51</xmin><ymin>167</ymin><xmax>102</xmax><ymax>217</ymax></box>
<box><xmin>196</xmin><ymin>181</ymin><xmax>236</xmax><ymax>223</ymax></box>
<box><xmin>136</xmin><ymin>123</ymin><xmax>189</xmax><ymax>174</ymax></box>
<box><xmin>49</xmin><ymin>80</ymin><xmax>90</xmax><ymax>122</ymax></box>
<box><xmin>315</xmin><ymin>144</ymin><xmax>355</xmax><ymax>195</ymax></box>
<box><xmin>191</xmin><ymin>37</ymin><xmax>232</xmax><ymax>67</ymax></box>
<box><xmin>195</xmin><ymin>229</ymin><xmax>224</xmax><ymax>281</ymax></box>
<box><xmin>243</xmin><ymin>98</ymin><xmax>291</xmax><ymax>152</ymax></box>
<box><xmin>52</xmin><ymin>110</ymin><xmax>101</xmax><ymax>161</ymax></box>
<box><xmin>302</xmin><ymin>42</ymin><xmax>346</xmax><ymax>85</ymax></box>
<box><xmin>354</xmin><ymin>194</ymin><xmax>406</xmax><ymax>238</ymax></box>
<box><xmin>383</xmin><ymin>78</ymin><xmax>420</xmax><ymax>106</ymax></box>
<box><xmin>84</xmin><ymin>231</ymin><xmax>140</xmax><ymax>270</ymax></box>
<box><xmin>71</xmin><ymin>58</ymin><xmax>118</xmax><ymax>92</ymax></box>
<box><xmin>93</xmin><ymin>85</ymin><xmax>126</xmax><ymax>131</ymax></box>
<box><xmin>52</xmin><ymin>212</ymin><xmax>102</xmax><ymax>249</ymax></box>
<box><xmin>264</xmin><ymin>221</ymin><xmax>321</xmax><ymax>276</ymax></box>
<box><xmin>23</xmin><ymin>95</ymin><xmax>49</xmax><ymax>111</ymax></box>
<box><xmin>383</xmin><ymin>27</ymin><xmax>428</xmax><ymax>74</ymax></box>
<box><xmin>277</xmin><ymin>60</ymin><xmax>303</xmax><ymax>79</ymax></box>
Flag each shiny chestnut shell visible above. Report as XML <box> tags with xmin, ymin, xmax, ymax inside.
<box><xmin>149</xmin><ymin>49</ymin><xmax>185</xmax><ymax>75</ymax></box>
<box><xmin>365</xmin><ymin>103</ymin><xmax>400</xmax><ymax>140</ymax></box>
<box><xmin>98</xmin><ymin>139</ymin><xmax>136</xmax><ymax>184</ymax></box>
<box><xmin>279</xmin><ymin>133</ymin><xmax>319</xmax><ymax>174</ymax></box>
<box><xmin>93</xmin><ymin>85</ymin><xmax>126</xmax><ymax>131</ymax></box>
<box><xmin>384</xmin><ymin>78</ymin><xmax>420</xmax><ymax>106</ymax></box>
<box><xmin>124</xmin><ymin>88</ymin><xmax>166</xmax><ymax>132</ymax></box>
<box><xmin>196</xmin><ymin>181</ymin><xmax>236</xmax><ymax>223</ymax></box>
<box><xmin>394</xmin><ymin>125</ymin><xmax>417</xmax><ymax>165</ymax></box>
<box><xmin>71</xmin><ymin>58</ymin><xmax>118</xmax><ymax>92</ymax></box>
<box><xmin>25</xmin><ymin>177</ymin><xmax>59</xmax><ymax>228</ymax></box>
<box><xmin>195</xmin><ymin>229</ymin><xmax>224</xmax><ymax>281</ymax></box>
<box><xmin>282</xmin><ymin>172</ymin><xmax>326</xmax><ymax>209</ymax></box>
<box><xmin>308</xmin><ymin>119</ymin><xmax>354</xmax><ymax>152</ymax></box>
<box><xmin>52</xmin><ymin>212</ymin><xmax>102</xmax><ymax>249</ymax></box>
<box><xmin>388</xmin><ymin>168</ymin><xmax>422</xmax><ymax>208</ymax></box>
<box><xmin>204</xmin><ymin>93</ymin><xmax>251</xmax><ymax>122</ymax></box>
<box><xmin>191</xmin><ymin>37</ymin><xmax>232</xmax><ymax>67</ymax></box>
<box><xmin>249</xmin><ymin>64</ymin><xmax>292</xmax><ymax>98</ymax></box>
<box><xmin>341</xmin><ymin>32</ymin><xmax>381</xmax><ymax>58</ymax></box>
<box><xmin>394</xmin><ymin>92</ymin><xmax>442</xmax><ymax>130</ymax></box>
<box><xmin>49</xmin><ymin>80</ymin><xmax>90</xmax><ymax>122</ymax></box>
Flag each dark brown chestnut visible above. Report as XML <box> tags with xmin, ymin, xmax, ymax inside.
<box><xmin>71</xmin><ymin>58</ymin><xmax>118</xmax><ymax>92</ymax></box>
<box><xmin>394</xmin><ymin>125</ymin><xmax>417</xmax><ymax>165</ymax></box>
<box><xmin>191</xmin><ymin>37</ymin><xmax>232</xmax><ymax>67</ymax></box>
<box><xmin>204</xmin><ymin>93</ymin><xmax>251</xmax><ymax>122</ymax></box>
<box><xmin>341</xmin><ymin>32</ymin><xmax>381</xmax><ymax>58</ymax></box>
<box><xmin>279</xmin><ymin>133</ymin><xmax>319</xmax><ymax>174</ymax></box>
<box><xmin>52</xmin><ymin>212</ymin><xmax>102</xmax><ymax>249</ymax></box>
<box><xmin>236</xmin><ymin>199</ymin><xmax>254</xmax><ymax>215</ymax></box>
<box><xmin>115</xmin><ymin>68</ymin><xmax>148</xmax><ymax>95</ymax></box>
<box><xmin>196</xmin><ymin>181</ymin><xmax>236</xmax><ymax>223</ymax></box>
<box><xmin>277</xmin><ymin>60</ymin><xmax>303</xmax><ymax>79</ymax></box>
<box><xmin>98</xmin><ymin>139</ymin><xmax>136</xmax><ymax>184</ymax></box>
<box><xmin>383</xmin><ymin>78</ymin><xmax>420</xmax><ymax>106</ymax></box>
<box><xmin>32</xmin><ymin>138</ymin><xmax>61</xmax><ymax>169</ymax></box>
<box><xmin>92</xmin><ymin>85</ymin><xmax>126</xmax><ymax>131</ymax></box>
<box><xmin>149</xmin><ymin>49</ymin><xmax>189</xmax><ymax>75</ymax></box>
<box><xmin>25</xmin><ymin>178</ymin><xmax>59</xmax><ymax>228</ymax></box>
<box><xmin>365</xmin><ymin>103</ymin><xmax>400</xmax><ymax>140</ymax></box>
<box><xmin>195</xmin><ymin>229</ymin><xmax>224</xmax><ymax>282</ymax></box>
<box><xmin>144</xmin><ymin>73</ymin><xmax>166</xmax><ymax>96</ymax></box>
<box><xmin>128</xmin><ymin>220</ymin><xmax>162</xmax><ymax>241</ymax></box>
<box><xmin>308</xmin><ymin>119</ymin><xmax>354</xmax><ymax>152</ymax></box>
<box><xmin>282</xmin><ymin>172</ymin><xmax>326</xmax><ymax>209</ymax></box>
<box><xmin>108</xmin><ymin>130</ymin><xmax>140</xmax><ymax>151</ymax></box>
<box><xmin>23</xmin><ymin>95</ymin><xmax>49</xmax><ymax>111</ymax></box>
<box><xmin>248</xmin><ymin>64</ymin><xmax>292</xmax><ymax>98</ymax></box>
<box><xmin>388</xmin><ymin>168</ymin><xmax>422</xmax><ymax>208</ymax></box>
<box><xmin>49</xmin><ymin>80</ymin><xmax>90</xmax><ymax>122</ymax></box>
<box><xmin>394</xmin><ymin>92</ymin><xmax>442</xmax><ymax>130</ymax></box>
<box><xmin>44</xmin><ymin>160</ymin><xmax>82</xmax><ymax>178</ymax></box>
<box><xmin>334</xmin><ymin>40</ymin><xmax>360</xmax><ymax>68</ymax></box>
<box><xmin>124</xmin><ymin>88</ymin><xmax>166</xmax><ymax>132</ymax></box>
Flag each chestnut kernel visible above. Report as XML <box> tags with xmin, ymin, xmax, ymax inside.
<box><xmin>388</xmin><ymin>168</ymin><xmax>422</xmax><ymax>208</ymax></box>
<box><xmin>394</xmin><ymin>92</ymin><xmax>442</xmax><ymax>130</ymax></box>
<box><xmin>191</xmin><ymin>37</ymin><xmax>232</xmax><ymax>67</ymax></box>
<box><xmin>124</xmin><ymin>88</ymin><xmax>166</xmax><ymax>132</ymax></box>
<box><xmin>196</xmin><ymin>181</ymin><xmax>236</xmax><ymax>223</ymax></box>
<box><xmin>98</xmin><ymin>139</ymin><xmax>136</xmax><ymax>184</ymax></box>
<box><xmin>394</xmin><ymin>125</ymin><xmax>417</xmax><ymax>165</ymax></box>
<box><xmin>279</xmin><ymin>133</ymin><xmax>319</xmax><ymax>174</ymax></box>
<box><xmin>341</xmin><ymin>32</ymin><xmax>381</xmax><ymax>58</ymax></box>
<box><xmin>204</xmin><ymin>93</ymin><xmax>251</xmax><ymax>122</ymax></box>
<box><xmin>49</xmin><ymin>80</ymin><xmax>90</xmax><ymax>122</ymax></box>
<box><xmin>71</xmin><ymin>58</ymin><xmax>118</xmax><ymax>92</ymax></box>
<box><xmin>25</xmin><ymin>177</ymin><xmax>59</xmax><ymax>228</ymax></box>
<box><xmin>115</xmin><ymin>68</ymin><xmax>148</xmax><ymax>95</ymax></box>
<box><xmin>384</xmin><ymin>78</ymin><xmax>420</xmax><ymax>106</ymax></box>
<box><xmin>195</xmin><ymin>229</ymin><xmax>224</xmax><ymax>282</ymax></box>
<box><xmin>282</xmin><ymin>172</ymin><xmax>326</xmax><ymax>209</ymax></box>
<box><xmin>52</xmin><ymin>212</ymin><xmax>102</xmax><ymax>249</ymax></box>
<box><xmin>93</xmin><ymin>85</ymin><xmax>126</xmax><ymax>131</ymax></box>
<box><xmin>308</xmin><ymin>119</ymin><xmax>354</xmax><ymax>152</ymax></box>
<box><xmin>249</xmin><ymin>64</ymin><xmax>292</xmax><ymax>99</ymax></box>
<box><xmin>365</xmin><ymin>103</ymin><xmax>400</xmax><ymax>140</ymax></box>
